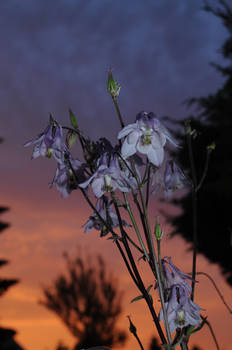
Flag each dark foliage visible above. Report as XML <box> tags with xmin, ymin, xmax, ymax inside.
<box><xmin>41</xmin><ymin>251</ymin><xmax>127</xmax><ymax>350</ymax></box>
<box><xmin>165</xmin><ymin>0</ymin><xmax>232</xmax><ymax>284</ymax></box>
<box><xmin>149</xmin><ymin>336</ymin><xmax>162</xmax><ymax>350</ymax></box>
<box><xmin>0</xmin><ymin>206</ymin><xmax>18</xmax><ymax>296</ymax></box>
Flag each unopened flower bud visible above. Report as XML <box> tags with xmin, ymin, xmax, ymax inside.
<box><xmin>127</xmin><ymin>315</ymin><xmax>137</xmax><ymax>335</ymax></box>
<box><xmin>107</xmin><ymin>69</ymin><xmax>121</xmax><ymax>98</ymax></box>
<box><xmin>154</xmin><ymin>216</ymin><xmax>162</xmax><ymax>240</ymax></box>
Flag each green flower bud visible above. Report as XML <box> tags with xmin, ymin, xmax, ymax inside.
<box><xmin>154</xmin><ymin>216</ymin><xmax>162</xmax><ymax>240</ymax></box>
<box><xmin>107</xmin><ymin>69</ymin><xmax>121</xmax><ymax>98</ymax></box>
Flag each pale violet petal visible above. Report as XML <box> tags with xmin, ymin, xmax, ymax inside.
<box><xmin>151</xmin><ymin>132</ymin><xmax>166</xmax><ymax>148</ymax></box>
<box><xmin>118</xmin><ymin>123</ymin><xmax>137</xmax><ymax>139</ymax></box>
<box><xmin>147</xmin><ymin>147</ymin><xmax>164</xmax><ymax>167</ymax></box>
<box><xmin>121</xmin><ymin>138</ymin><xmax>137</xmax><ymax>159</ymax></box>
<box><xmin>92</xmin><ymin>177</ymin><xmax>105</xmax><ymax>198</ymax></box>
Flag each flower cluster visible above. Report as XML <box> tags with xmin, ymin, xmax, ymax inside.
<box><xmin>159</xmin><ymin>257</ymin><xmax>202</xmax><ymax>333</ymax></box>
<box><xmin>24</xmin><ymin>117</ymin><xmax>86</xmax><ymax>198</ymax></box>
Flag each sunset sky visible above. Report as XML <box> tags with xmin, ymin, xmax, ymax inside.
<box><xmin>0</xmin><ymin>0</ymin><xmax>232</xmax><ymax>349</ymax></box>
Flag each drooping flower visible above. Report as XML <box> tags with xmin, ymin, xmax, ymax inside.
<box><xmin>51</xmin><ymin>156</ymin><xmax>86</xmax><ymax>198</ymax></box>
<box><xmin>151</xmin><ymin>160</ymin><xmax>189</xmax><ymax>197</ymax></box>
<box><xmin>159</xmin><ymin>284</ymin><xmax>201</xmax><ymax>334</ymax></box>
<box><xmin>159</xmin><ymin>257</ymin><xmax>202</xmax><ymax>333</ymax></box>
<box><xmin>83</xmin><ymin>197</ymin><xmax>130</xmax><ymax>236</ymax></box>
<box><xmin>24</xmin><ymin>116</ymin><xmax>64</xmax><ymax>159</ymax></box>
<box><xmin>162</xmin><ymin>256</ymin><xmax>194</xmax><ymax>295</ymax></box>
<box><xmin>79</xmin><ymin>153</ymin><xmax>137</xmax><ymax>198</ymax></box>
<box><xmin>163</xmin><ymin>160</ymin><xmax>189</xmax><ymax>197</ymax></box>
<box><xmin>118</xmin><ymin>111</ymin><xmax>177</xmax><ymax>167</ymax></box>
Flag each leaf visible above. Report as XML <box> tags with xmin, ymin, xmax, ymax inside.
<box><xmin>69</xmin><ymin>108</ymin><xmax>78</xmax><ymax>129</ymax></box>
<box><xmin>186</xmin><ymin>317</ymin><xmax>207</xmax><ymax>336</ymax></box>
<box><xmin>130</xmin><ymin>295</ymin><xmax>144</xmax><ymax>303</ymax></box>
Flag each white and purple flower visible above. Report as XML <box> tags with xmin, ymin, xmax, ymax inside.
<box><xmin>51</xmin><ymin>157</ymin><xmax>86</xmax><ymax>198</ymax></box>
<box><xmin>159</xmin><ymin>284</ymin><xmax>201</xmax><ymax>334</ymax></box>
<box><xmin>83</xmin><ymin>197</ymin><xmax>130</xmax><ymax>236</ymax></box>
<box><xmin>152</xmin><ymin>160</ymin><xmax>188</xmax><ymax>197</ymax></box>
<box><xmin>163</xmin><ymin>160</ymin><xmax>188</xmax><ymax>197</ymax></box>
<box><xmin>159</xmin><ymin>257</ymin><xmax>202</xmax><ymax>333</ymax></box>
<box><xmin>79</xmin><ymin>153</ymin><xmax>137</xmax><ymax>198</ymax></box>
<box><xmin>118</xmin><ymin>111</ymin><xmax>177</xmax><ymax>167</ymax></box>
<box><xmin>24</xmin><ymin>117</ymin><xmax>64</xmax><ymax>159</ymax></box>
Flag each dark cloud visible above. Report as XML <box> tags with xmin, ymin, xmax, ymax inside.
<box><xmin>0</xmin><ymin>0</ymin><xmax>227</xmax><ymax>186</ymax></box>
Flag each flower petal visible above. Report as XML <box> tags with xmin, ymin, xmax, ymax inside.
<box><xmin>121</xmin><ymin>138</ymin><xmax>137</xmax><ymax>159</ymax></box>
<box><xmin>147</xmin><ymin>147</ymin><xmax>164</xmax><ymax>167</ymax></box>
<box><xmin>118</xmin><ymin>123</ymin><xmax>137</xmax><ymax>139</ymax></box>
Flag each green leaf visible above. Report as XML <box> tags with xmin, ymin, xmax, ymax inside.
<box><xmin>130</xmin><ymin>295</ymin><xmax>144</xmax><ymax>303</ymax></box>
<box><xmin>186</xmin><ymin>325</ymin><xmax>196</xmax><ymax>336</ymax></box>
<box><xmin>69</xmin><ymin>109</ymin><xmax>78</xmax><ymax>129</ymax></box>
<box><xmin>186</xmin><ymin>317</ymin><xmax>207</xmax><ymax>336</ymax></box>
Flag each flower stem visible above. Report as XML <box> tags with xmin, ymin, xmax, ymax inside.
<box><xmin>112</xmin><ymin>97</ymin><xmax>125</xmax><ymax>128</ymax></box>
<box><xmin>130</xmin><ymin>161</ymin><xmax>173</xmax><ymax>345</ymax></box>
<box><xmin>111</xmin><ymin>193</ymin><xmax>167</xmax><ymax>345</ymax></box>
<box><xmin>123</xmin><ymin>193</ymin><xmax>150</xmax><ymax>262</ymax></box>
<box><xmin>185</xmin><ymin>121</ymin><xmax>198</xmax><ymax>301</ymax></box>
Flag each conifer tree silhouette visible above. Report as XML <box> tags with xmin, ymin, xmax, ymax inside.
<box><xmin>41</xmin><ymin>251</ymin><xmax>127</xmax><ymax>350</ymax></box>
<box><xmin>164</xmin><ymin>0</ymin><xmax>232</xmax><ymax>284</ymax></box>
<box><xmin>0</xmin><ymin>206</ymin><xmax>18</xmax><ymax>296</ymax></box>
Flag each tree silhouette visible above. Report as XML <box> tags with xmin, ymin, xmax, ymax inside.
<box><xmin>40</xmin><ymin>251</ymin><xmax>127</xmax><ymax>350</ymax></box>
<box><xmin>0</xmin><ymin>204</ymin><xmax>22</xmax><ymax>349</ymax></box>
<box><xmin>164</xmin><ymin>0</ymin><xmax>232</xmax><ymax>285</ymax></box>
<box><xmin>0</xmin><ymin>206</ymin><xmax>18</xmax><ymax>296</ymax></box>
<box><xmin>149</xmin><ymin>336</ymin><xmax>162</xmax><ymax>350</ymax></box>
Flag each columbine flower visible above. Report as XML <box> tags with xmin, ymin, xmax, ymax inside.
<box><xmin>79</xmin><ymin>153</ymin><xmax>136</xmax><ymax>198</ymax></box>
<box><xmin>24</xmin><ymin>116</ymin><xmax>63</xmax><ymax>159</ymax></box>
<box><xmin>159</xmin><ymin>285</ymin><xmax>201</xmax><ymax>334</ymax></box>
<box><xmin>51</xmin><ymin>157</ymin><xmax>86</xmax><ymax>198</ymax></box>
<box><xmin>83</xmin><ymin>197</ymin><xmax>130</xmax><ymax>236</ymax></box>
<box><xmin>159</xmin><ymin>257</ymin><xmax>201</xmax><ymax>333</ymax></box>
<box><xmin>151</xmin><ymin>160</ymin><xmax>188</xmax><ymax>197</ymax></box>
<box><xmin>163</xmin><ymin>160</ymin><xmax>188</xmax><ymax>197</ymax></box>
<box><xmin>118</xmin><ymin>111</ymin><xmax>177</xmax><ymax>167</ymax></box>
<box><xmin>162</xmin><ymin>256</ymin><xmax>194</xmax><ymax>294</ymax></box>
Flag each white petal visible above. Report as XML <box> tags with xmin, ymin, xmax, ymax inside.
<box><xmin>121</xmin><ymin>138</ymin><xmax>137</xmax><ymax>159</ymax></box>
<box><xmin>147</xmin><ymin>147</ymin><xmax>164</xmax><ymax>166</ymax></box>
<box><xmin>92</xmin><ymin>177</ymin><xmax>105</xmax><ymax>198</ymax></box>
<box><xmin>118</xmin><ymin>123</ymin><xmax>137</xmax><ymax>139</ymax></box>
<box><xmin>151</xmin><ymin>132</ymin><xmax>166</xmax><ymax>148</ymax></box>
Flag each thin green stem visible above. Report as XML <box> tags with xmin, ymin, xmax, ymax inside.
<box><xmin>130</xmin><ymin>161</ymin><xmax>172</xmax><ymax>345</ymax></box>
<box><xmin>112</xmin><ymin>97</ymin><xmax>125</xmax><ymax>128</ymax></box>
<box><xmin>123</xmin><ymin>193</ymin><xmax>150</xmax><ymax>262</ymax></box>
<box><xmin>111</xmin><ymin>193</ymin><xmax>167</xmax><ymax>345</ymax></box>
<box><xmin>145</xmin><ymin>163</ymin><xmax>151</xmax><ymax>207</ymax></box>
